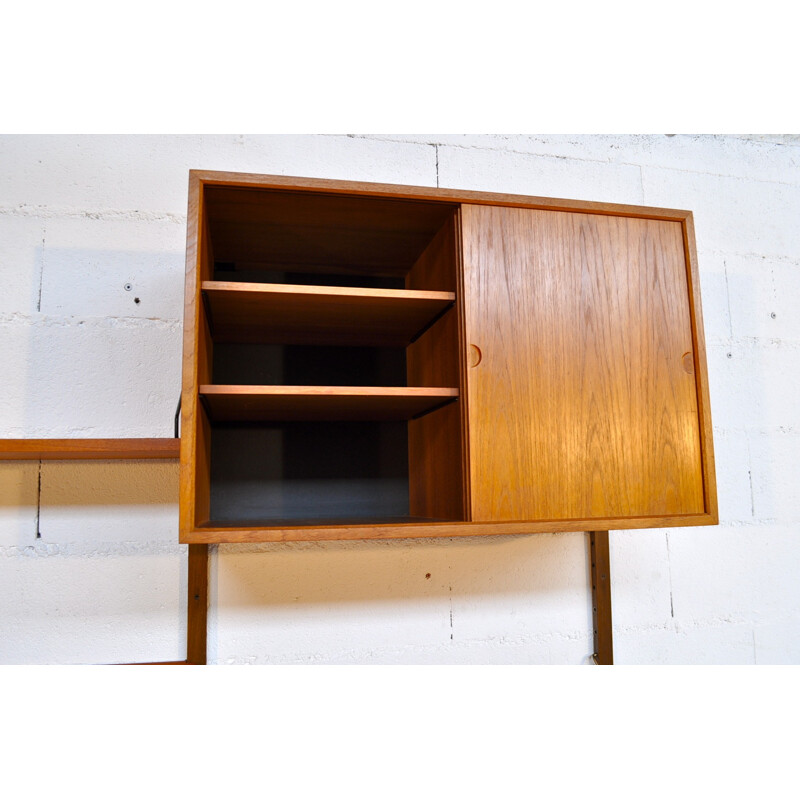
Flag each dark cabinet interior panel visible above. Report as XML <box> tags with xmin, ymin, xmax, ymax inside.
<box><xmin>208</xmin><ymin>421</ymin><xmax>411</xmax><ymax>525</ymax></box>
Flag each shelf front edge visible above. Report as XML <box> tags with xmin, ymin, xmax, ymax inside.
<box><xmin>199</xmin><ymin>386</ymin><xmax>459</xmax><ymax>422</ymax></box>
<box><xmin>180</xmin><ymin>512</ymin><xmax>718</xmax><ymax>543</ymax></box>
<box><xmin>0</xmin><ymin>438</ymin><xmax>181</xmax><ymax>460</ymax></box>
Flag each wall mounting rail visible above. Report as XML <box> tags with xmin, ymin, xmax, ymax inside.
<box><xmin>0</xmin><ymin>437</ymin><xmax>206</xmax><ymax>665</ymax></box>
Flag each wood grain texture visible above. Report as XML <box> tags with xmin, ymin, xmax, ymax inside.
<box><xmin>193</xmin><ymin>170</ymin><xmax>693</xmax><ymax>222</ymax></box>
<box><xmin>406</xmin><ymin>213</ymin><xmax>465</xmax><ymax>520</ymax></box>
<box><xmin>454</xmin><ymin>209</ymin><xmax>472</xmax><ymax>519</ymax></box>
<box><xmin>187</xmin><ymin>544</ymin><xmax>208</xmax><ymax>665</ymax></box>
<box><xmin>461</xmin><ymin>204</ymin><xmax>705</xmax><ymax>522</ymax></box>
<box><xmin>407</xmin><ymin>402</ymin><xmax>464</xmax><ymax>520</ymax></box>
<box><xmin>199</xmin><ymin>386</ymin><xmax>458</xmax><ymax>422</ymax></box>
<box><xmin>406</xmin><ymin>210</ymin><xmax>458</xmax><ymax>292</ymax></box>
<box><xmin>682</xmin><ymin>213</ymin><xmax>718</xmax><ymax>521</ymax></box>
<box><xmin>180</xmin><ymin>512</ymin><xmax>715</xmax><ymax>544</ymax></box>
<box><xmin>205</xmin><ymin>186</ymin><xmax>457</xmax><ymax>275</ymax></box>
<box><xmin>202</xmin><ymin>281</ymin><xmax>454</xmax><ymax>346</ymax></box>
<box><xmin>179</xmin><ymin>172</ymin><xmax>716</xmax><ymax>542</ymax></box>
<box><xmin>180</xmin><ymin>172</ymin><xmax>204</xmax><ymax>536</ymax></box>
<box><xmin>0</xmin><ymin>439</ymin><xmax>179</xmax><ymax>460</ymax></box>
<box><xmin>589</xmin><ymin>531</ymin><xmax>613</xmax><ymax>665</ymax></box>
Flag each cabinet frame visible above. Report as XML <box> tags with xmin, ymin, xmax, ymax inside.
<box><xmin>179</xmin><ymin>171</ymin><xmax>717</xmax><ymax>544</ymax></box>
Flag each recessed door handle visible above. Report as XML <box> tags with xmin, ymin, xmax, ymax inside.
<box><xmin>469</xmin><ymin>344</ymin><xmax>483</xmax><ymax>368</ymax></box>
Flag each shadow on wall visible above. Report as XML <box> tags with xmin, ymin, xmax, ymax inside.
<box><xmin>17</xmin><ymin>246</ymin><xmax>183</xmax><ymax>438</ymax></box>
<box><xmin>213</xmin><ymin>532</ymin><xmax>590</xmax><ymax>606</ymax></box>
<box><xmin>19</xmin><ymin>461</ymin><xmax>179</xmax><ymax>508</ymax></box>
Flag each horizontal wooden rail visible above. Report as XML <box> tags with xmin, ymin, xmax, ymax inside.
<box><xmin>0</xmin><ymin>438</ymin><xmax>180</xmax><ymax>460</ymax></box>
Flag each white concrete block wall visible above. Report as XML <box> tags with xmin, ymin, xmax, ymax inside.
<box><xmin>1</xmin><ymin>134</ymin><xmax>797</xmax><ymax>664</ymax></box>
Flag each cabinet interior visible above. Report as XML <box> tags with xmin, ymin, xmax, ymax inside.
<box><xmin>192</xmin><ymin>185</ymin><xmax>465</xmax><ymax>529</ymax></box>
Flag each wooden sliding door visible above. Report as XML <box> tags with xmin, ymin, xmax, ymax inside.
<box><xmin>461</xmin><ymin>204</ymin><xmax>705</xmax><ymax>523</ymax></box>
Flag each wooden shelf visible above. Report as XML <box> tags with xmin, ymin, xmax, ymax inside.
<box><xmin>0</xmin><ymin>439</ymin><xmax>180</xmax><ymax>460</ymax></box>
<box><xmin>202</xmin><ymin>281</ymin><xmax>455</xmax><ymax>345</ymax></box>
<box><xmin>199</xmin><ymin>385</ymin><xmax>459</xmax><ymax>422</ymax></box>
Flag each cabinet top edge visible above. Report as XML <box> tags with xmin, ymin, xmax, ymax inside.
<box><xmin>187</xmin><ymin>169</ymin><xmax>693</xmax><ymax>222</ymax></box>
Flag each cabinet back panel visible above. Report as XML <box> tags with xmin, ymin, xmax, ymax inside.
<box><xmin>212</xmin><ymin>267</ymin><xmax>405</xmax><ymax>289</ymax></box>
<box><xmin>205</xmin><ymin>187</ymin><xmax>458</xmax><ymax>276</ymax></box>
<box><xmin>209</xmin><ymin>421</ymin><xmax>409</xmax><ymax>523</ymax></box>
<box><xmin>462</xmin><ymin>205</ymin><xmax>705</xmax><ymax>522</ymax></box>
<box><xmin>213</xmin><ymin>344</ymin><xmax>407</xmax><ymax>387</ymax></box>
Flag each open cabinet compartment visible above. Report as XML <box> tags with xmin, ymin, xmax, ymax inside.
<box><xmin>181</xmin><ymin>172</ymin><xmax>717</xmax><ymax>544</ymax></box>
<box><xmin>182</xmin><ymin>179</ymin><xmax>467</xmax><ymax>537</ymax></box>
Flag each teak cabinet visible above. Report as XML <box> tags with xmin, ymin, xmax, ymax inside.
<box><xmin>179</xmin><ymin>171</ymin><xmax>717</xmax><ymax>544</ymax></box>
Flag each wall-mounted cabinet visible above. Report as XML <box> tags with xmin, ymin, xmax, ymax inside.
<box><xmin>179</xmin><ymin>172</ymin><xmax>716</xmax><ymax>544</ymax></box>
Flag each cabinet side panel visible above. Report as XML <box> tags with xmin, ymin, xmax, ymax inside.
<box><xmin>180</xmin><ymin>175</ymin><xmax>201</xmax><ymax>537</ymax></box>
<box><xmin>461</xmin><ymin>205</ymin><xmax>705</xmax><ymax>522</ymax></box>
<box><xmin>683</xmin><ymin>213</ymin><xmax>718</xmax><ymax>520</ymax></box>
<box><xmin>180</xmin><ymin>176</ymin><xmax>214</xmax><ymax>538</ymax></box>
<box><xmin>406</xmin><ymin>213</ymin><xmax>466</xmax><ymax>520</ymax></box>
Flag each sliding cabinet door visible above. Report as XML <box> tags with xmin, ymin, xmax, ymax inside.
<box><xmin>460</xmin><ymin>204</ymin><xmax>706</xmax><ymax>524</ymax></box>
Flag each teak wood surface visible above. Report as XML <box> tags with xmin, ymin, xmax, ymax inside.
<box><xmin>0</xmin><ymin>439</ymin><xmax>180</xmax><ymax>460</ymax></box>
<box><xmin>461</xmin><ymin>205</ymin><xmax>706</xmax><ymax>522</ymax></box>
<box><xmin>199</xmin><ymin>385</ymin><xmax>459</xmax><ymax>422</ymax></box>
<box><xmin>184</xmin><ymin>513</ymin><xmax>715</xmax><ymax>543</ymax></box>
<box><xmin>202</xmin><ymin>281</ymin><xmax>454</xmax><ymax>346</ymax></box>
<box><xmin>194</xmin><ymin>170</ymin><xmax>695</xmax><ymax>222</ymax></box>
<box><xmin>589</xmin><ymin>531</ymin><xmax>613</xmax><ymax>665</ymax></box>
<box><xmin>181</xmin><ymin>174</ymin><xmax>216</xmax><ymax>534</ymax></box>
<box><xmin>180</xmin><ymin>171</ymin><xmax>717</xmax><ymax>543</ymax></box>
<box><xmin>406</xmin><ymin>211</ymin><xmax>467</xmax><ymax>521</ymax></box>
<box><xmin>186</xmin><ymin>544</ymin><xmax>208</xmax><ymax>665</ymax></box>
<box><xmin>204</xmin><ymin>185</ymin><xmax>457</xmax><ymax>276</ymax></box>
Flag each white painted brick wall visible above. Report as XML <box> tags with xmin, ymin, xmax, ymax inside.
<box><xmin>0</xmin><ymin>543</ymin><xmax>184</xmax><ymax>664</ymax></box>
<box><xmin>1</xmin><ymin>134</ymin><xmax>798</xmax><ymax>664</ymax></box>
<box><xmin>0</xmin><ymin>316</ymin><xmax>181</xmax><ymax>437</ymax></box>
<box><xmin>0</xmin><ymin>463</ymin><xmax>39</xmax><ymax>547</ymax></box>
<box><xmin>39</xmin><ymin>461</ymin><xmax>179</xmax><ymax>544</ymax></box>
<box><xmin>437</xmin><ymin>143</ymin><xmax>644</xmax><ymax>205</ymax></box>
